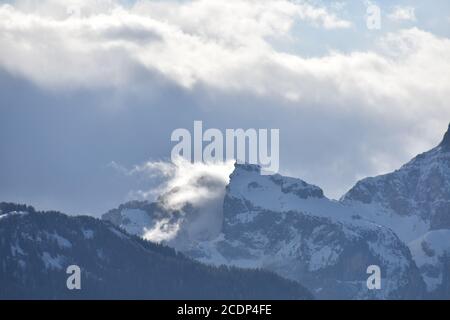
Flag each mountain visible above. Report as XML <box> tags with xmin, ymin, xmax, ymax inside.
<box><xmin>101</xmin><ymin>125</ymin><xmax>450</xmax><ymax>299</ymax></box>
<box><xmin>197</xmin><ymin>164</ymin><xmax>424</xmax><ymax>299</ymax></box>
<box><xmin>0</xmin><ymin>202</ymin><xmax>313</xmax><ymax>300</ymax></box>
<box><xmin>342</xmin><ymin>123</ymin><xmax>450</xmax><ymax>239</ymax></box>
<box><xmin>104</xmin><ymin>164</ymin><xmax>425</xmax><ymax>299</ymax></box>
<box><xmin>342</xmin><ymin>123</ymin><xmax>450</xmax><ymax>294</ymax></box>
<box><xmin>408</xmin><ymin>230</ymin><xmax>450</xmax><ymax>296</ymax></box>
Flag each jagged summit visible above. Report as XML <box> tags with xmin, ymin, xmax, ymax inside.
<box><xmin>342</xmin><ymin>122</ymin><xmax>450</xmax><ymax>246</ymax></box>
<box><xmin>102</xmin><ymin>125</ymin><xmax>450</xmax><ymax>298</ymax></box>
<box><xmin>439</xmin><ymin>122</ymin><xmax>450</xmax><ymax>150</ymax></box>
<box><xmin>233</xmin><ymin>162</ymin><xmax>261</xmax><ymax>173</ymax></box>
<box><xmin>221</xmin><ymin>163</ymin><xmax>424</xmax><ymax>299</ymax></box>
<box><xmin>229</xmin><ymin>162</ymin><xmax>324</xmax><ymax>201</ymax></box>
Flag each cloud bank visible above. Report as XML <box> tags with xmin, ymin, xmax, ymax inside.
<box><xmin>0</xmin><ymin>0</ymin><xmax>351</xmax><ymax>88</ymax></box>
<box><xmin>1</xmin><ymin>1</ymin><xmax>448</xmax><ymax>122</ymax></box>
<box><xmin>1</xmin><ymin>0</ymin><xmax>450</xmax><ymax>213</ymax></box>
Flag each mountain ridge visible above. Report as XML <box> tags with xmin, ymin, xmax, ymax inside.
<box><xmin>102</xmin><ymin>125</ymin><xmax>450</xmax><ymax>299</ymax></box>
<box><xmin>439</xmin><ymin>123</ymin><xmax>450</xmax><ymax>150</ymax></box>
<box><xmin>4</xmin><ymin>125</ymin><xmax>450</xmax><ymax>299</ymax></box>
<box><xmin>0</xmin><ymin>202</ymin><xmax>313</xmax><ymax>300</ymax></box>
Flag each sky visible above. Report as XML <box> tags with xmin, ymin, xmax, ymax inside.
<box><xmin>1</xmin><ymin>0</ymin><xmax>450</xmax><ymax>216</ymax></box>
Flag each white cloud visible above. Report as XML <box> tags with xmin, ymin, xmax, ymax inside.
<box><xmin>0</xmin><ymin>2</ymin><xmax>446</xmax><ymax>114</ymax></box>
<box><xmin>143</xmin><ymin>218</ymin><xmax>181</xmax><ymax>243</ymax></box>
<box><xmin>116</xmin><ymin>157</ymin><xmax>235</xmax><ymax>244</ymax></box>
<box><xmin>0</xmin><ymin>2</ymin><xmax>447</xmax><ymax>120</ymax></box>
<box><xmin>0</xmin><ymin>0</ymin><xmax>350</xmax><ymax>88</ymax></box>
<box><xmin>1</xmin><ymin>0</ymin><xmax>450</xmax><ymax>201</ymax></box>
<box><xmin>388</xmin><ymin>6</ymin><xmax>416</xmax><ymax>22</ymax></box>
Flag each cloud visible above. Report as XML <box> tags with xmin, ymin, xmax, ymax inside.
<box><xmin>113</xmin><ymin>157</ymin><xmax>235</xmax><ymax>243</ymax></box>
<box><xmin>0</xmin><ymin>0</ymin><xmax>350</xmax><ymax>89</ymax></box>
<box><xmin>1</xmin><ymin>2</ymin><xmax>448</xmax><ymax>126</ymax></box>
<box><xmin>0</xmin><ymin>2</ymin><xmax>446</xmax><ymax>115</ymax></box>
<box><xmin>142</xmin><ymin>218</ymin><xmax>181</xmax><ymax>243</ymax></box>
<box><xmin>388</xmin><ymin>6</ymin><xmax>416</xmax><ymax>22</ymax></box>
<box><xmin>1</xmin><ymin>0</ymin><xmax>450</xmax><ymax>209</ymax></box>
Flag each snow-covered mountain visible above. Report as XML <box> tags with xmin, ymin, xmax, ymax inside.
<box><xmin>342</xmin><ymin>124</ymin><xmax>450</xmax><ymax>293</ymax></box>
<box><xmin>3</xmin><ymin>125</ymin><xmax>449</xmax><ymax>299</ymax></box>
<box><xmin>102</xmin><ymin>124</ymin><xmax>450</xmax><ymax>299</ymax></box>
<box><xmin>408</xmin><ymin>230</ymin><xmax>450</xmax><ymax>295</ymax></box>
<box><xmin>196</xmin><ymin>164</ymin><xmax>425</xmax><ymax>299</ymax></box>
<box><xmin>342</xmin><ymin>124</ymin><xmax>450</xmax><ymax>239</ymax></box>
<box><xmin>0</xmin><ymin>202</ymin><xmax>312</xmax><ymax>299</ymax></box>
<box><xmin>103</xmin><ymin>164</ymin><xmax>425</xmax><ymax>299</ymax></box>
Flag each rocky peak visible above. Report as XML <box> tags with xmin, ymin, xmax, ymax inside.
<box><xmin>228</xmin><ymin>163</ymin><xmax>324</xmax><ymax>203</ymax></box>
<box><xmin>233</xmin><ymin>163</ymin><xmax>261</xmax><ymax>173</ymax></box>
<box><xmin>439</xmin><ymin>123</ymin><xmax>450</xmax><ymax>151</ymax></box>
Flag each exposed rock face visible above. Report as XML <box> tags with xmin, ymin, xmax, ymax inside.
<box><xmin>408</xmin><ymin>230</ymin><xmax>450</xmax><ymax>293</ymax></box>
<box><xmin>342</xmin><ymin>124</ymin><xmax>450</xmax><ymax>293</ymax></box>
<box><xmin>343</xmin><ymin>124</ymin><xmax>450</xmax><ymax>231</ymax></box>
<box><xmin>103</xmin><ymin>164</ymin><xmax>425</xmax><ymax>299</ymax></box>
<box><xmin>102</xmin><ymin>124</ymin><xmax>450</xmax><ymax>299</ymax></box>
<box><xmin>212</xmin><ymin>164</ymin><xmax>424</xmax><ymax>299</ymax></box>
<box><xmin>440</xmin><ymin>123</ymin><xmax>450</xmax><ymax>151</ymax></box>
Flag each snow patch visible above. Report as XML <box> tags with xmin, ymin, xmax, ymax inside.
<box><xmin>82</xmin><ymin>229</ymin><xmax>94</xmax><ymax>240</ymax></box>
<box><xmin>41</xmin><ymin>252</ymin><xmax>64</xmax><ymax>270</ymax></box>
<box><xmin>119</xmin><ymin>209</ymin><xmax>153</xmax><ymax>236</ymax></box>
<box><xmin>409</xmin><ymin>229</ymin><xmax>450</xmax><ymax>291</ymax></box>
<box><xmin>308</xmin><ymin>245</ymin><xmax>340</xmax><ymax>271</ymax></box>
<box><xmin>46</xmin><ymin>232</ymin><xmax>72</xmax><ymax>249</ymax></box>
<box><xmin>11</xmin><ymin>242</ymin><xmax>25</xmax><ymax>257</ymax></box>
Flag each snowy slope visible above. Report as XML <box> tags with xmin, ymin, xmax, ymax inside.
<box><xmin>341</xmin><ymin>124</ymin><xmax>450</xmax><ymax>294</ymax></box>
<box><xmin>342</xmin><ymin>124</ymin><xmax>450</xmax><ymax>239</ymax></box>
<box><xmin>200</xmin><ymin>163</ymin><xmax>425</xmax><ymax>299</ymax></box>
<box><xmin>101</xmin><ymin>125</ymin><xmax>450</xmax><ymax>299</ymax></box>
<box><xmin>105</xmin><ymin>164</ymin><xmax>425</xmax><ymax>299</ymax></box>
<box><xmin>408</xmin><ymin>230</ymin><xmax>450</xmax><ymax>292</ymax></box>
<box><xmin>102</xmin><ymin>201</ymin><xmax>185</xmax><ymax>243</ymax></box>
